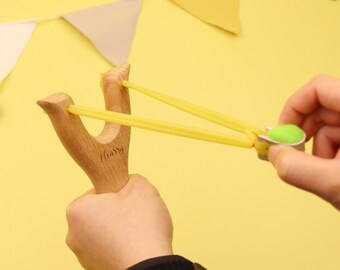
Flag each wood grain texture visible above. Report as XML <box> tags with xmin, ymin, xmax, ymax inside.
<box><xmin>37</xmin><ymin>64</ymin><xmax>131</xmax><ymax>193</ymax></box>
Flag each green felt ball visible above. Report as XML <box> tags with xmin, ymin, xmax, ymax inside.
<box><xmin>267</xmin><ymin>124</ymin><xmax>305</xmax><ymax>144</ymax></box>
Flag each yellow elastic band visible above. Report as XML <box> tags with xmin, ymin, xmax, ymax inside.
<box><xmin>122</xmin><ymin>80</ymin><xmax>263</xmax><ymax>135</ymax></box>
<box><xmin>68</xmin><ymin>105</ymin><xmax>254</xmax><ymax>148</ymax></box>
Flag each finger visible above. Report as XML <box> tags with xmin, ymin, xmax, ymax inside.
<box><xmin>268</xmin><ymin>145</ymin><xmax>340</xmax><ymax>206</ymax></box>
<box><xmin>123</xmin><ymin>174</ymin><xmax>160</xmax><ymax>198</ymax></box>
<box><xmin>279</xmin><ymin>75</ymin><xmax>340</xmax><ymax>125</ymax></box>
<box><xmin>66</xmin><ymin>188</ymin><xmax>100</xmax><ymax>227</ymax></box>
<box><xmin>313</xmin><ymin>126</ymin><xmax>340</xmax><ymax>158</ymax></box>
<box><xmin>67</xmin><ymin>188</ymin><xmax>96</xmax><ymax>205</ymax></box>
<box><xmin>299</xmin><ymin>108</ymin><xmax>340</xmax><ymax>140</ymax></box>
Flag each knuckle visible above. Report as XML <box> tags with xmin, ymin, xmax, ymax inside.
<box><xmin>65</xmin><ymin>202</ymin><xmax>78</xmax><ymax>223</ymax></box>
<box><xmin>136</xmin><ymin>178</ymin><xmax>160</xmax><ymax>197</ymax></box>
<box><xmin>65</xmin><ymin>199</ymin><xmax>86</xmax><ymax>226</ymax></box>
<box><xmin>310</xmin><ymin>74</ymin><xmax>328</xmax><ymax>85</ymax></box>
<box><xmin>65</xmin><ymin>201</ymin><xmax>87</xmax><ymax>252</ymax></box>
<box><xmin>276</xmin><ymin>162</ymin><xmax>291</xmax><ymax>183</ymax></box>
<box><xmin>130</xmin><ymin>174</ymin><xmax>160</xmax><ymax>196</ymax></box>
<box><xmin>65</xmin><ymin>232</ymin><xmax>76</xmax><ymax>251</ymax></box>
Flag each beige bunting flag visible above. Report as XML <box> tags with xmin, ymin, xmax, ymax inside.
<box><xmin>62</xmin><ymin>0</ymin><xmax>143</xmax><ymax>65</ymax></box>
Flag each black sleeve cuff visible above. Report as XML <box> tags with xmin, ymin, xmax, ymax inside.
<box><xmin>126</xmin><ymin>255</ymin><xmax>195</xmax><ymax>270</ymax></box>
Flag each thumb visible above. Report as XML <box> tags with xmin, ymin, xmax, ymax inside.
<box><xmin>268</xmin><ymin>145</ymin><xmax>340</xmax><ymax>205</ymax></box>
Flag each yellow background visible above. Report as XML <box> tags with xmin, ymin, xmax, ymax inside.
<box><xmin>1</xmin><ymin>0</ymin><xmax>340</xmax><ymax>269</ymax></box>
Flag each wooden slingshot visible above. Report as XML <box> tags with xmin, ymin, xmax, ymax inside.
<box><xmin>37</xmin><ymin>64</ymin><xmax>131</xmax><ymax>193</ymax></box>
<box><xmin>38</xmin><ymin>64</ymin><xmax>306</xmax><ymax>193</ymax></box>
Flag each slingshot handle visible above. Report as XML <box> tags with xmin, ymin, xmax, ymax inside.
<box><xmin>37</xmin><ymin>64</ymin><xmax>131</xmax><ymax>193</ymax></box>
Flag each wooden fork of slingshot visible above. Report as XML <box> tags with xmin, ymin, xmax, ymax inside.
<box><xmin>38</xmin><ymin>63</ymin><xmax>307</xmax><ymax>193</ymax></box>
<box><xmin>37</xmin><ymin>64</ymin><xmax>131</xmax><ymax>193</ymax></box>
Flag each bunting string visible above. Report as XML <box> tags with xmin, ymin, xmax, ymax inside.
<box><xmin>0</xmin><ymin>0</ymin><xmax>239</xmax><ymax>86</ymax></box>
<box><xmin>0</xmin><ymin>0</ymin><xmax>143</xmax><ymax>85</ymax></box>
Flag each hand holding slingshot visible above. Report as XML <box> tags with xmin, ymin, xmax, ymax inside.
<box><xmin>37</xmin><ymin>64</ymin><xmax>306</xmax><ymax>193</ymax></box>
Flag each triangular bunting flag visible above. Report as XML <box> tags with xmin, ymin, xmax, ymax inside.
<box><xmin>62</xmin><ymin>0</ymin><xmax>143</xmax><ymax>65</ymax></box>
<box><xmin>171</xmin><ymin>0</ymin><xmax>241</xmax><ymax>34</ymax></box>
<box><xmin>0</xmin><ymin>21</ymin><xmax>36</xmax><ymax>85</ymax></box>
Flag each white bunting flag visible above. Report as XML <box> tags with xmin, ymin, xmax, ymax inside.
<box><xmin>62</xmin><ymin>0</ymin><xmax>143</xmax><ymax>65</ymax></box>
<box><xmin>0</xmin><ymin>20</ymin><xmax>36</xmax><ymax>84</ymax></box>
<box><xmin>0</xmin><ymin>0</ymin><xmax>143</xmax><ymax>88</ymax></box>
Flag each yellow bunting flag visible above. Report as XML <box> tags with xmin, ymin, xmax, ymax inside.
<box><xmin>171</xmin><ymin>0</ymin><xmax>241</xmax><ymax>34</ymax></box>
